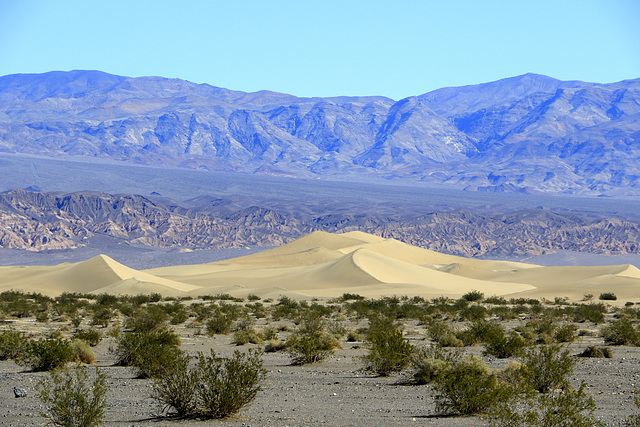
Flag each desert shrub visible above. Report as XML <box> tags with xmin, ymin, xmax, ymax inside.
<box><xmin>247</xmin><ymin>294</ymin><xmax>261</xmax><ymax>301</ymax></box>
<box><xmin>490</xmin><ymin>382</ymin><xmax>602</xmax><ymax>427</ymax></box>
<box><xmin>462</xmin><ymin>290</ymin><xmax>484</xmax><ymax>302</ymax></box>
<box><xmin>326</xmin><ymin>321</ymin><xmax>348</xmax><ymax>339</ymax></box>
<box><xmin>567</xmin><ymin>303</ymin><xmax>606</xmax><ymax>324</ymax></box>
<box><xmin>195</xmin><ymin>349</ymin><xmax>266</xmax><ymax>418</ymax></box>
<box><xmin>73</xmin><ymin>329</ymin><xmax>102</xmax><ymax>347</ymax></box>
<box><xmin>36</xmin><ymin>311</ymin><xmax>50</xmax><ymax>323</ymax></box>
<box><xmin>90</xmin><ymin>307</ymin><xmax>113</xmax><ymax>327</ymax></box>
<box><xmin>457</xmin><ymin>320</ymin><xmax>503</xmax><ymax>346</ymax></box>
<box><xmin>489</xmin><ymin>306</ymin><xmax>518</xmax><ymax>321</ymax></box>
<box><xmin>36</xmin><ymin>367</ymin><xmax>108</xmax><ymax>427</ymax></box>
<box><xmin>577</xmin><ymin>345</ymin><xmax>613</xmax><ymax>358</ymax></box>
<box><xmin>0</xmin><ymin>329</ymin><xmax>28</xmax><ymax>360</ymax></box>
<box><xmin>272</xmin><ymin>296</ymin><xmax>301</xmax><ymax>320</ymax></box>
<box><xmin>151</xmin><ymin>351</ymin><xmax>197</xmax><ymax>417</ymax></box>
<box><xmin>360</xmin><ymin>315</ymin><xmax>414</xmax><ymax>376</ymax></box>
<box><xmin>599</xmin><ymin>292</ymin><xmax>617</xmax><ymax>301</ymax></box>
<box><xmin>433</xmin><ymin>356</ymin><xmax>510</xmax><ymax>415</ymax></box>
<box><xmin>111</xmin><ymin>327</ymin><xmax>182</xmax><ymax>378</ymax></box>
<box><xmin>602</xmin><ymin>318</ymin><xmax>640</xmax><ymax>345</ymax></box>
<box><xmin>170</xmin><ymin>310</ymin><xmax>190</xmax><ymax>325</ymax></box>
<box><xmin>22</xmin><ymin>337</ymin><xmax>75</xmax><ymax>371</ymax></box>
<box><xmin>206</xmin><ymin>313</ymin><xmax>233</xmax><ymax>335</ymax></box>
<box><xmin>553</xmin><ymin>324</ymin><xmax>577</xmax><ymax>343</ymax></box>
<box><xmin>411</xmin><ymin>346</ymin><xmax>458</xmax><ymax>385</ymax></box>
<box><xmin>427</xmin><ymin>319</ymin><xmax>463</xmax><ymax>347</ymax></box>
<box><xmin>286</xmin><ymin>312</ymin><xmax>339</xmax><ymax>365</ymax></box>
<box><xmin>485</xmin><ymin>296</ymin><xmax>508</xmax><ymax>305</ymax></box>
<box><xmin>484</xmin><ymin>327</ymin><xmax>529</xmax><ymax>359</ymax></box>
<box><xmin>125</xmin><ymin>306</ymin><xmax>169</xmax><ymax>331</ymax></box>
<box><xmin>233</xmin><ymin>319</ymin><xmax>264</xmax><ymax>345</ymax></box>
<box><xmin>460</xmin><ymin>304</ymin><xmax>487</xmax><ymax>321</ymax></box>
<box><xmin>71</xmin><ymin>339</ymin><xmax>96</xmax><ymax>364</ymax></box>
<box><xmin>520</xmin><ymin>345</ymin><xmax>574</xmax><ymax>393</ymax></box>
<box><xmin>153</xmin><ymin>349</ymin><xmax>267</xmax><ymax>419</ymax></box>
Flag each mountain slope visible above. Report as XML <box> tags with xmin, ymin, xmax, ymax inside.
<box><xmin>1</xmin><ymin>70</ymin><xmax>639</xmax><ymax>194</ymax></box>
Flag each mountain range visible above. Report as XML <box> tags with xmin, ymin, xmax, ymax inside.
<box><xmin>1</xmin><ymin>70</ymin><xmax>639</xmax><ymax>196</ymax></box>
<box><xmin>2</xmin><ymin>188</ymin><xmax>640</xmax><ymax>258</ymax></box>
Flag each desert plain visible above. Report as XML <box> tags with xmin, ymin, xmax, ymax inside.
<box><xmin>1</xmin><ymin>231</ymin><xmax>640</xmax><ymax>425</ymax></box>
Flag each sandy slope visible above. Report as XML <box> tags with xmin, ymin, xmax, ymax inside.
<box><xmin>1</xmin><ymin>231</ymin><xmax>639</xmax><ymax>302</ymax></box>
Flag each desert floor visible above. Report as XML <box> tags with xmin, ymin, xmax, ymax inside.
<box><xmin>1</xmin><ymin>315</ymin><xmax>639</xmax><ymax>427</ymax></box>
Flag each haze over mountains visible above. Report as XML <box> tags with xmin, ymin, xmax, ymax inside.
<box><xmin>1</xmin><ymin>70</ymin><xmax>639</xmax><ymax>196</ymax></box>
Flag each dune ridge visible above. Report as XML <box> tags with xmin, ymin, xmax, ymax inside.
<box><xmin>0</xmin><ymin>231</ymin><xmax>638</xmax><ymax>302</ymax></box>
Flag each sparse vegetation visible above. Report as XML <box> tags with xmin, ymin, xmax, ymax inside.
<box><xmin>36</xmin><ymin>367</ymin><xmax>108</xmax><ymax>427</ymax></box>
<box><xmin>152</xmin><ymin>349</ymin><xmax>266</xmax><ymax>419</ymax></box>
<box><xmin>360</xmin><ymin>315</ymin><xmax>414</xmax><ymax>376</ymax></box>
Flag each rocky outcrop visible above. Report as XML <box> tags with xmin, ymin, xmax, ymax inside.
<box><xmin>2</xmin><ymin>189</ymin><xmax>640</xmax><ymax>257</ymax></box>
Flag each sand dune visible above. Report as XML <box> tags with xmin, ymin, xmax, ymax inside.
<box><xmin>1</xmin><ymin>231</ymin><xmax>639</xmax><ymax>303</ymax></box>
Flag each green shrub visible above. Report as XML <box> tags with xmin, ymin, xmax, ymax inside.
<box><xmin>602</xmin><ymin>318</ymin><xmax>640</xmax><ymax>345</ymax></box>
<box><xmin>125</xmin><ymin>306</ymin><xmax>170</xmax><ymax>331</ymax></box>
<box><xmin>150</xmin><ymin>351</ymin><xmax>197</xmax><ymax>417</ymax></box>
<box><xmin>170</xmin><ymin>310</ymin><xmax>190</xmax><ymax>325</ymax></box>
<box><xmin>90</xmin><ymin>307</ymin><xmax>113</xmax><ymax>327</ymax></box>
<box><xmin>411</xmin><ymin>346</ymin><xmax>457</xmax><ymax>385</ymax></box>
<box><xmin>568</xmin><ymin>303</ymin><xmax>606</xmax><ymax>324</ymax></box>
<box><xmin>360</xmin><ymin>315</ymin><xmax>414</xmax><ymax>376</ymax></box>
<box><xmin>433</xmin><ymin>356</ymin><xmax>510</xmax><ymax>415</ymax></box>
<box><xmin>153</xmin><ymin>349</ymin><xmax>267</xmax><ymax>419</ymax></box>
<box><xmin>0</xmin><ymin>329</ymin><xmax>28</xmax><ymax>360</ymax></box>
<box><xmin>36</xmin><ymin>311</ymin><xmax>50</xmax><ymax>323</ymax></box>
<box><xmin>36</xmin><ymin>367</ymin><xmax>108</xmax><ymax>427</ymax></box>
<box><xmin>233</xmin><ymin>320</ymin><xmax>265</xmax><ymax>345</ymax></box>
<box><xmin>195</xmin><ymin>349</ymin><xmax>266</xmax><ymax>419</ymax></box>
<box><xmin>427</xmin><ymin>319</ymin><xmax>463</xmax><ymax>347</ymax></box>
<box><xmin>22</xmin><ymin>338</ymin><xmax>76</xmax><ymax>371</ymax></box>
<box><xmin>73</xmin><ymin>329</ymin><xmax>102</xmax><ymax>347</ymax></box>
<box><xmin>520</xmin><ymin>345</ymin><xmax>574</xmax><ymax>393</ymax></box>
<box><xmin>599</xmin><ymin>292</ymin><xmax>617</xmax><ymax>301</ymax></box>
<box><xmin>553</xmin><ymin>324</ymin><xmax>577</xmax><ymax>343</ymax></box>
<box><xmin>462</xmin><ymin>290</ymin><xmax>484</xmax><ymax>302</ymax></box>
<box><xmin>287</xmin><ymin>328</ymin><xmax>338</xmax><ymax>365</ymax></box>
<box><xmin>111</xmin><ymin>327</ymin><xmax>182</xmax><ymax>378</ymax></box>
<box><xmin>490</xmin><ymin>382</ymin><xmax>602</xmax><ymax>427</ymax></box>
<box><xmin>206</xmin><ymin>314</ymin><xmax>233</xmax><ymax>335</ymax></box>
<box><xmin>484</xmin><ymin>329</ymin><xmax>529</xmax><ymax>359</ymax></box>
<box><xmin>458</xmin><ymin>320</ymin><xmax>503</xmax><ymax>346</ymax></box>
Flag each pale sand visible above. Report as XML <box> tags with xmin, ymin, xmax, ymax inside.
<box><xmin>0</xmin><ymin>231</ymin><xmax>639</xmax><ymax>303</ymax></box>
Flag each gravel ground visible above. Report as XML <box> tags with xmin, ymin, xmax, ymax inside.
<box><xmin>1</xmin><ymin>320</ymin><xmax>639</xmax><ymax>426</ymax></box>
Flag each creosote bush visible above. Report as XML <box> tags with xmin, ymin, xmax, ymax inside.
<box><xmin>602</xmin><ymin>318</ymin><xmax>640</xmax><ymax>345</ymax></box>
<box><xmin>22</xmin><ymin>337</ymin><xmax>76</xmax><ymax>371</ymax></box>
<box><xmin>599</xmin><ymin>292</ymin><xmax>617</xmax><ymax>301</ymax></box>
<box><xmin>152</xmin><ymin>349</ymin><xmax>266</xmax><ymax>419</ymax></box>
<box><xmin>0</xmin><ymin>329</ymin><xmax>28</xmax><ymax>360</ymax></box>
<box><xmin>490</xmin><ymin>382</ymin><xmax>603</xmax><ymax>427</ymax></box>
<box><xmin>36</xmin><ymin>367</ymin><xmax>108</xmax><ymax>427</ymax></box>
<box><xmin>286</xmin><ymin>311</ymin><xmax>339</xmax><ymax>365</ymax></box>
<box><xmin>360</xmin><ymin>315</ymin><xmax>413</xmax><ymax>376</ymax></box>
<box><xmin>111</xmin><ymin>326</ymin><xmax>182</xmax><ymax>378</ymax></box>
<box><xmin>520</xmin><ymin>344</ymin><xmax>574</xmax><ymax>394</ymax></box>
<box><xmin>433</xmin><ymin>356</ymin><xmax>510</xmax><ymax>415</ymax></box>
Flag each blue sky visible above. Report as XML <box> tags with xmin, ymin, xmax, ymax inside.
<box><xmin>1</xmin><ymin>0</ymin><xmax>638</xmax><ymax>99</ymax></box>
